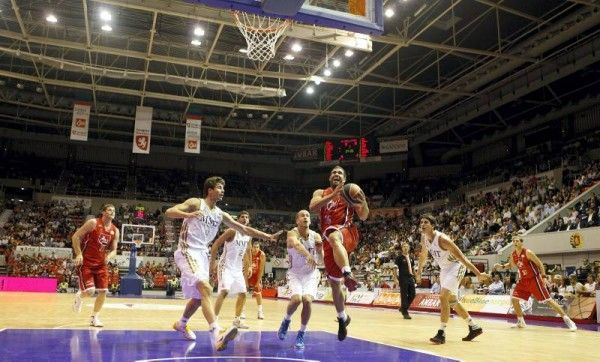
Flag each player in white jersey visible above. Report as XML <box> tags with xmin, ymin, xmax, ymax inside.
<box><xmin>415</xmin><ymin>213</ymin><xmax>491</xmax><ymax>345</ymax></box>
<box><xmin>210</xmin><ymin>210</ymin><xmax>253</xmax><ymax>329</ymax></box>
<box><xmin>277</xmin><ymin>210</ymin><xmax>323</xmax><ymax>350</ymax></box>
<box><xmin>166</xmin><ymin>176</ymin><xmax>281</xmax><ymax>351</ymax></box>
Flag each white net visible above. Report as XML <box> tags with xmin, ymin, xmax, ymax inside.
<box><xmin>233</xmin><ymin>11</ymin><xmax>291</xmax><ymax>62</ymax></box>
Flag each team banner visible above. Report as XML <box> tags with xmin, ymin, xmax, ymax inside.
<box><xmin>133</xmin><ymin>106</ymin><xmax>153</xmax><ymax>154</ymax></box>
<box><xmin>379</xmin><ymin>138</ymin><xmax>408</xmax><ymax>154</ymax></box>
<box><xmin>185</xmin><ymin>116</ymin><xmax>202</xmax><ymax>154</ymax></box>
<box><xmin>70</xmin><ymin>103</ymin><xmax>91</xmax><ymax>141</ymax></box>
<box><xmin>410</xmin><ymin>293</ymin><xmax>442</xmax><ymax>311</ymax></box>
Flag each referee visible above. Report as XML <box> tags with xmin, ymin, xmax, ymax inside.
<box><xmin>393</xmin><ymin>242</ymin><xmax>416</xmax><ymax>319</ymax></box>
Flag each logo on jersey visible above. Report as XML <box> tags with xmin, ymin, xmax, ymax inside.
<box><xmin>199</xmin><ymin>214</ymin><xmax>221</xmax><ymax>228</ymax></box>
<box><xmin>98</xmin><ymin>234</ymin><xmax>111</xmax><ymax>251</ymax></box>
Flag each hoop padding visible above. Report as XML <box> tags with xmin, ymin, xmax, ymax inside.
<box><xmin>233</xmin><ymin>11</ymin><xmax>290</xmax><ymax>62</ymax></box>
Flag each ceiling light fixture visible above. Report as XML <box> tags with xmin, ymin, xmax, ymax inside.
<box><xmin>194</xmin><ymin>26</ymin><xmax>205</xmax><ymax>37</ymax></box>
<box><xmin>323</xmin><ymin>68</ymin><xmax>332</xmax><ymax>77</ymax></box>
<box><xmin>283</xmin><ymin>54</ymin><xmax>294</xmax><ymax>60</ymax></box>
<box><xmin>344</xmin><ymin>49</ymin><xmax>354</xmax><ymax>57</ymax></box>
<box><xmin>46</xmin><ymin>14</ymin><xmax>58</xmax><ymax>23</ymax></box>
<box><xmin>291</xmin><ymin>42</ymin><xmax>302</xmax><ymax>52</ymax></box>
<box><xmin>99</xmin><ymin>10</ymin><xmax>112</xmax><ymax>22</ymax></box>
<box><xmin>306</xmin><ymin>86</ymin><xmax>314</xmax><ymax>94</ymax></box>
<box><xmin>332</xmin><ymin>59</ymin><xmax>341</xmax><ymax>67</ymax></box>
<box><xmin>239</xmin><ymin>48</ymin><xmax>248</xmax><ymax>53</ymax></box>
<box><xmin>101</xmin><ymin>24</ymin><xmax>112</xmax><ymax>32</ymax></box>
<box><xmin>191</xmin><ymin>39</ymin><xmax>202</xmax><ymax>46</ymax></box>
<box><xmin>384</xmin><ymin>8</ymin><xmax>395</xmax><ymax>18</ymax></box>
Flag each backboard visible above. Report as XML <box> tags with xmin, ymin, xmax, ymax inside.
<box><xmin>188</xmin><ymin>0</ymin><xmax>384</xmax><ymax>35</ymax></box>
<box><xmin>121</xmin><ymin>224</ymin><xmax>156</xmax><ymax>246</ymax></box>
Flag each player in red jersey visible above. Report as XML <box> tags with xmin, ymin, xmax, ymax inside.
<box><xmin>71</xmin><ymin>204</ymin><xmax>120</xmax><ymax>327</ymax></box>
<box><xmin>309</xmin><ymin>166</ymin><xmax>369</xmax><ymax>341</ymax></box>
<box><xmin>247</xmin><ymin>240</ymin><xmax>266</xmax><ymax>319</ymax></box>
<box><xmin>494</xmin><ymin>234</ymin><xmax>576</xmax><ymax>331</ymax></box>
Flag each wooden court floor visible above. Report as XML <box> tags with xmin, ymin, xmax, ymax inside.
<box><xmin>0</xmin><ymin>292</ymin><xmax>597</xmax><ymax>361</ymax></box>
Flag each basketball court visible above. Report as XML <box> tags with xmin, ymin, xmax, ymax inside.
<box><xmin>0</xmin><ymin>292</ymin><xmax>597</xmax><ymax>361</ymax></box>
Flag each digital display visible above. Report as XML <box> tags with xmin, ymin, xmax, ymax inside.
<box><xmin>324</xmin><ymin>137</ymin><xmax>373</xmax><ymax>161</ymax></box>
<box><xmin>134</xmin><ymin>206</ymin><xmax>145</xmax><ymax>219</ymax></box>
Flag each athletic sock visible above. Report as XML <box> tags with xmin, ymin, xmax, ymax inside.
<box><xmin>258</xmin><ymin>305</ymin><xmax>263</xmax><ymax>312</ymax></box>
<box><xmin>342</xmin><ymin>266</ymin><xmax>352</xmax><ymax>274</ymax></box>
<box><xmin>440</xmin><ymin>323</ymin><xmax>447</xmax><ymax>331</ymax></box>
<box><xmin>299</xmin><ymin>324</ymin><xmax>307</xmax><ymax>332</ymax></box>
<box><xmin>517</xmin><ymin>316</ymin><xmax>525</xmax><ymax>323</ymax></box>
<box><xmin>284</xmin><ymin>314</ymin><xmax>292</xmax><ymax>321</ymax></box>
<box><xmin>337</xmin><ymin>311</ymin><xmax>347</xmax><ymax>321</ymax></box>
<box><xmin>465</xmin><ymin>317</ymin><xmax>476</xmax><ymax>327</ymax></box>
<box><xmin>209</xmin><ymin>322</ymin><xmax>219</xmax><ymax>331</ymax></box>
<box><xmin>180</xmin><ymin>317</ymin><xmax>189</xmax><ymax>326</ymax></box>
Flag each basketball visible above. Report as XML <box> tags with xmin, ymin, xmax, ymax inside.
<box><xmin>341</xmin><ymin>183</ymin><xmax>363</xmax><ymax>205</ymax></box>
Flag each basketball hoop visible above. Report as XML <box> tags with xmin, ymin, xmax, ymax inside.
<box><xmin>233</xmin><ymin>11</ymin><xmax>291</xmax><ymax>62</ymax></box>
<box><xmin>133</xmin><ymin>238</ymin><xmax>143</xmax><ymax>249</ymax></box>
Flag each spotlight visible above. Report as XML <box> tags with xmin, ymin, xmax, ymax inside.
<box><xmin>46</xmin><ymin>14</ymin><xmax>58</xmax><ymax>23</ymax></box>
<box><xmin>306</xmin><ymin>86</ymin><xmax>314</xmax><ymax>94</ymax></box>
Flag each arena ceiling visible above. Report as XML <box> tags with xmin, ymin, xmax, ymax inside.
<box><xmin>0</xmin><ymin>0</ymin><xmax>599</xmax><ymax>160</ymax></box>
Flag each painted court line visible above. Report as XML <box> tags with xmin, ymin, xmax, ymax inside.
<box><xmin>137</xmin><ymin>357</ymin><xmax>319</xmax><ymax>362</ymax></box>
<box><xmin>320</xmin><ymin>331</ymin><xmax>459</xmax><ymax>361</ymax></box>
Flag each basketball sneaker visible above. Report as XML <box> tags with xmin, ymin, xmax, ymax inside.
<box><xmin>294</xmin><ymin>331</ymin><xmax>305</xmax><ymax>350</ymax></box>
<box><xmin>430</xmin><ymin>329</ymin><xmax>445</xmax><ymax>344</ymax></box>
<box><xmin>462</xmin><ymin>325</ymin><xmax>483</xmax><ymax>341</ymax></box>
<box><xmin>257</xmin><ymin>310</ymin><xmax>265</xmax><ymax>320</ymax></box>
<box><xmin>215</xmin><ymin>325</ymin><xmax>238</xmax><ymax>351</ymax></box>
<box><xmin>90</xmin><ymin>316</ymin><xmax>104</xmax><ymax>328</ymax></box>
<box><xmin>278</xmin><ymin>319</ymin><xmax>291</xmax><ymax>340</ymax></box>
<box><xmin>173</xmin><ymin>321</ymin><xmax>197</xmax><ymax>341</ymax></box>
<box><xmin>337</xmin><ymin>315</ymin><xmax>351</xmax><ymax>341</ymax></box>
<box><xmin>343</xmin><ymin>273</ymin><xmax>358</xmax><ymax>292</ymax></box>
<box><xmin>240</xmin><ymin>312</ymin><xmax>247</xmax><ymax>319</ymax></box>
<box><xmin>563</xmin><ymin>316</ymin><xmax>577</xmax><ymax>332</ymax></box>
<box><xmin>512</xmin><ymin>319</ymin><xmax>526</xmax><ymax>329</ymax></box>
<box><xmin>233</xmin><ymin>317</ymin><xmax>249</xmax><ymax>329</ymax></box>
<box><xmin>72</xmin><ymin>292</ymin><xmax>82</xmax><ymax>313</ymax></box>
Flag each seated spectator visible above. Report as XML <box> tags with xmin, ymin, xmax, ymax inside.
<box><xmin>488</xmin><ymin>274</ymin><xmax>505</xmax><ymax>295</ymax></box>
<box><xmin>583</xmin><ymin>274</ymin><xmax>596</xmax><ymax>293</ymax></box>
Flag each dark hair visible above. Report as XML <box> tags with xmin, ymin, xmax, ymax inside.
<box><xmin>203</xmin><ymin>176</ymin><xmax>225</xmax><ymax>197</ymax></box>
<box><xmin>239</xmin><ymin>210</ymin><xmax>250</xmax><ymax>218</ymax></box>
<box><xmin>101</xmin><ymin>204</ymin><xmax>115</xmax><ymax>211</ymax></box>
<box><xmin>421</xmin><ymin>213</ymin><xmax>436</xmax><ymax>226</ymax></box>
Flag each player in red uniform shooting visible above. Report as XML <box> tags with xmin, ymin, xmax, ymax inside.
<box><xmin>494</xmin><ymin>233</ymin><xmax>576</xmax><ymax>331</ymax></box>
<box><xmin>71</xmin><ymin>204</ymin><xmax>120</xmax><ymax>327</ymax></box>
<box><xmin>309</xmin><ymin>166</ymin><xmax>369</xmax><ymax>341</ymax></box>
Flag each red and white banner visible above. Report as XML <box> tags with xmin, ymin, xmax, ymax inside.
<box><xmin>133</xmin><ymin>106</ymin><xmax>153</xmax><ymax>154</ymax></box>
<box><xmin>70</xmin><ymin>103</ymin><xmax>91</xmax><ymax>141</ymax></box>
<box><xmin>185</xmin><ymin>116</ymin><xmax>202</xmax><ymax>154</ymax></box>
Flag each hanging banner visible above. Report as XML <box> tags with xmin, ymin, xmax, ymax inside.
<box><xmin>185</xmin><ymin>116</ymin><xmax>202</xmax><ymax>154</ymax></box>
<box><xmin>133</xmin><ymin>106</ymin><xmax>153</xmax><ymax>154</ymax></box>
<box><xmin>70</xmin><ymin>103</ymin><xmax>91</xmax><ymax>141</ymax></box>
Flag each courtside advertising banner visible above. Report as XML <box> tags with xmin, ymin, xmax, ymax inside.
<box><xmin>185</xmin><ymin>116</ymin><xmax>202</xmax><ymax>154</ymax></box>
<box><xmin>133</xmin><ymin>106</ymin><xmax>153</xmax><ymax>154</ymax></box>
<box><xmin>459</xmin><ymin>294</ymin><xmax>512</xmax><ymax>313</ymax></box>
<box><xmin>372</xmin><ymin>290</ymin><xmax>401</xmax><ymax>308</ymax></box>
<box><xmin>70</xmin><ymin>103</ymin><xmax>91</xmax><ymax>141</ymax></box>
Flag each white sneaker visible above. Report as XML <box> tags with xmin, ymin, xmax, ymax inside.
<box><xmin>257</xmin><ymin>311</ymin><xmax>265</xmax><ymax>320</ymax></box>
<box><xmin>73</xmin><ymin>293</ymin><xmax>82</xmax><ymax>313</ymax></box>
<box><xmin>173</xmin><ymin>321</ymin><xmax>197</xmax><ymax>341</ymax></box>
<box><xmin>215</xmin><ymin>325</ymin><xmax>238</xmax><ymax>351</ymax></box>
<box><xmin>564</xmin><ymin>317</ymin><xmax>577</xmax><ymax>332</ymax></box>
<box><xmin>240</xmin><ymin>312</ymin><xmax>246</xmax><ymax>319</ymax></box>
<box><xmin>90</xmin><ymin>316</ymin><xmax>104</xmax><ymax>327</ymax></box>
<box><xmin>511</xmin><ymin>320</ymin><xmax>526</xmax><ymax>329</ymax></box>
<box><xmin>233</xmin><ymin>318</ymin><xmax>249</xmax><ymax>329</ymax></box>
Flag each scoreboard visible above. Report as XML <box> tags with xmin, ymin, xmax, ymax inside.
<box><xmin>324</xmin><ymin>137</ymin><xmax>376</xmax><ymax>161</ymax></box>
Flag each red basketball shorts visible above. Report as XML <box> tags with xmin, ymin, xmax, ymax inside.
<box><xmin>78</xmin><ymin>264</ymin><xmax>109</xmax><ymax>291</ymax></box>
<box><xmin>512</xmin><ymin>276</ymin><xmax>551</xmax><ymax>302</ymax></box>
<box><xmin>322</xmin><ymin>224</ymin><xmax>359</xmax><ymax>280</ymax></box>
